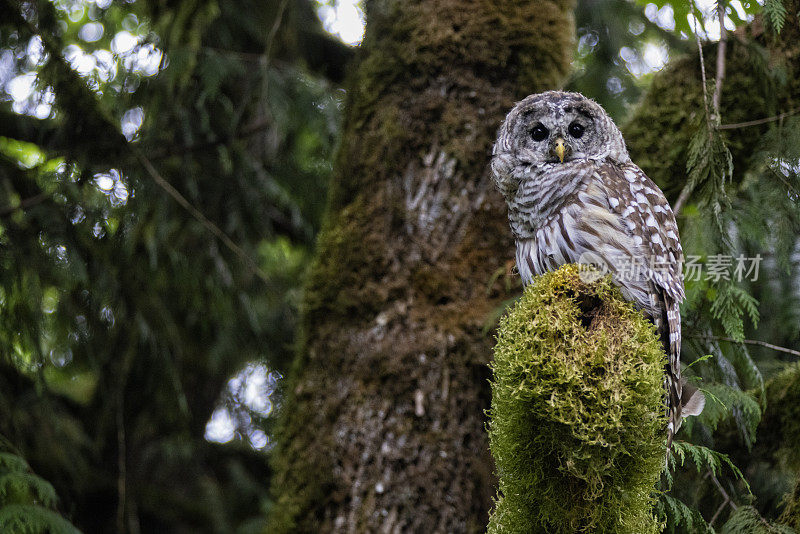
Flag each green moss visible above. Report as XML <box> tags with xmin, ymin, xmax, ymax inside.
<box><xmin>487</xmin><ymin>265</ymin><xmax>666</xmax><ymax>534</ymax></box>
<box><xmin>265</xmin><ymin>364</ymin><xmax>339</xmax><ymax>534</ymax></box>
<box><xmin>327</xmin><ymin>0</ymin><xmax>577</xmax><ymax>210</ymax></box>
<box><xmin>301</xmin><ymin>194</ymin><xmax>388</xmax><ymax>330</ymax></box>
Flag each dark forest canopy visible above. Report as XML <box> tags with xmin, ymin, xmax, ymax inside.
<box><xmin>1</xmin><ymin>0</ymin><xmax>800</xmax><ymax>532</ymax></box>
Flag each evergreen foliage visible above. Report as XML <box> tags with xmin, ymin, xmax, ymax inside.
<box><xmin>757</xmin><ymin>363</ymin><xmax>800</xmax><ymax>470</ymax></box>
<box><xmin>0</xmin><ymin>506</ymin><xmax>81</xmax><ymax>534</ymax></box>
<box><xmin>0</xmin><ymin>441</ymin><xmax>80</xmax><ymax>534</ymax></box>
<box><xmin>622</xmin><ymin>3</ymin><xmax>800</xmax><ymax>528</ymax></box>
<box><xmin>764</xmin><ymin>0</ymin><xmax>790</xmax><ymax>33</ymax></box>
<box><xmin>721</xmin><ymin>506</ymin><xmax>795</xmax><ymax>534</ymax></box>
<box><xmin>683</xmin><ymin>382</ymin><xmax>761</xmax><ymax>446</ymax></box>
<box><xmin>1</xmin><ymin>0</ymin><xmax>345</xmax><ymax>530</ymax></box>
<box><xmin>657</xmin><ymin>493</ymin><xmax>713</xmax><ymax>534</ymax></box>
<box><xmin>668</xmin><ymin>441</ymin><xmax>747</xmax><ymax>490</ymax></box>
<box><xmin>487</xmin><ymin>265</ymin><xmax>665</xmax><ymax>534</ymax></box>
<box><xmin>2</xmin><ymin>0</ymin><xmax>800</xmax><ymax>530</ymax></box>
<box><xmin>685</xmin><ymin>113</ymin><xmax>734</xmax><ymax>234</ymax></box>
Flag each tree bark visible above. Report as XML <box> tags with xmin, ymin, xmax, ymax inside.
<box><xmin>268</xmin><ymin>1</ymin><xmax>575</xmax><ymax>532</ymax></box>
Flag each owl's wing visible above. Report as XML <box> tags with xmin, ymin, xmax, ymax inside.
<box><xmin>594</xmin><ymin>162</ymin><xmax>698</xmax><ymax>445</ymax></box>
<box><xmin>594</xmin><ymin>162</ymin><xmax>685</xmax><ymax>305</ymax></box>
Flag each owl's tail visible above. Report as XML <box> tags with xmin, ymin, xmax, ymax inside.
<box><xmin>659</xmin><ymin>297</ymin><xmax>705</xmax><ymax>454</ymax></box>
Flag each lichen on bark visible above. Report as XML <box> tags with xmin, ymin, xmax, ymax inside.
<box><xmin>267</xmin><ymin>0</ymin><xmax>576</xmax><ymax>532</ymax></box>
<box><xmin>487</xmin><ymin>265</ymin><xmax>666</xmax><ymax>534</ymax></box>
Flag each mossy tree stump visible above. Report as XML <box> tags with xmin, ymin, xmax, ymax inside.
<box><xmin>488</xmin><ymin>265</ymin><xmax>666</xmax><ymax>533</ymax></box>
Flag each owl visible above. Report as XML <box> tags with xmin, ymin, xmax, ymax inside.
<box><xmin>491</xmin><ymin>91</ymin><xmax>704</xmax><ymax>447</ymax></box>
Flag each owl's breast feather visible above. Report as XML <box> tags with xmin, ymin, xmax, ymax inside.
<box><xmin>514</xmin><ymin>179</ymin><xmax>657</xmax><ymax>316</ymax></box>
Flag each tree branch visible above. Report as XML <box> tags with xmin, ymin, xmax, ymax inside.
<box><xmin>692</xmin><ymin>1</ymin><xmax>711</xmax><ymax>120</ymax></box>
<box><xmin>0</xmin><ymin>192</ymin><xmax>49</xmax><ymax>217</ymax></box>
<box><xmin>675</xmin><ymin>0</ymin><xmax>715</xmax><ymax>217</ymax></box>
<box><xmin>708</xmin><ymin>468</ymin><xmax>737</xmax><ymax>527</ymax></box>
<box><xmin>719</xmin><ymin>108</ymin><xmax>800</xmax><ymax>129</ymax></box>
<box><xmin>672</xmin><ymin>184</ymin><xmax>692</xmax><ymax>216</ymax></box>
<box><xmin>712</xmin><ymin>1</ymin><xmax>728</xmax><ymax>119</ymax></box>
<box><xmin>132</xmin><ymin>147</ymin><xmax>275</xmax><ymax>287</ymax></box>
<box><xmin>688</xmin><ymin>334</ymin><xmax>800</xmax><ymax>358</ymax></box>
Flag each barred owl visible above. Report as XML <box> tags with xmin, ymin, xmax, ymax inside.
<box><xmin>491</xmin><ymin>91</ymin><xmax>704</xmax><ymax>447</ymax></box>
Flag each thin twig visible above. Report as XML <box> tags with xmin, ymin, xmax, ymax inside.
<box><xmin>767</xmin><ymin>165</ymin><xmax>800</xmax><ymax>197</ymax></box>
<box><xmin>719</xmin><ymin>108</ymin><xmax>800</xmax><ymax>129</ymax></box>
<box><xmin>712</xmin><ymin>1</ymin><xmax>728</xmax><ymax>119</ymax></box>
<box><xmin>0</xmin><ymin>192</ymin><xmax>49</xmax><ymax>217</ymax></box>
<box><xmin>709</xmin><ymin>493</ymin><xmax>730</xmax><ymax>526</ymax></box>
<box><xmin>265</xmin><ymin>0</ymin><xmax>289</xmax><ymax>63</ymax></box>
<box><xmin>149</xmin><ymin>117</ymin><xmax>272</xmax><ymax>160</ymax></box>
<box><xmin>672</xmin><ymin>186</ymin><xmax>692</xmax><ymax>217</ymax></box>
<box><xmin>710</xmin><ymin>468</ymin><xmax>738</xmax><ymax>510</ymax></box>
<box><xmin>708</xmin><ymin>468</ymin><xmax>738</xmax><ymax>527</ymax></box>
<box><xmin>674</xmin><ymin>1</ymin><xmax>713</xmax><ymax>217</ymax></box>
<box><xmin>132</xmin><ymin>147</ymin><xmax>273</xmax><ymax>286</ymax></box>
<box><xmin>689</xmin><ymin>334</ymin><xmax>800</xmax><ymax>358</ymax></box>
<box><xmin>693</xmin><ymin>1</ymin><xmax>711</xmax><ymax>123</ymax></box>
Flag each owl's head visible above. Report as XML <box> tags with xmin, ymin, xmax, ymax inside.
<box><xmin>492</xmin><ymin>91</ymin><xmax>630</xmax><ymax>181</ymax></box>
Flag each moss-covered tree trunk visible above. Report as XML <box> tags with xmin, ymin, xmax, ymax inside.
<box><xmin>268</xmin><ymin>1</ymin><xmax>575</xmax><ymax>532</ymax></box>
<box><xmin>488</xmin><ymin>266</ymin><xmax>666</xmax><ymax>534</ymax></box>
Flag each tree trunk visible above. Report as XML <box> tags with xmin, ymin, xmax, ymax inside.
<box><xmin>268</xmin><ymin>1</ymin><xmax>575</xmax><ymax>532</ymax></box>
<box><xmin>488</xmin><ymin>266</ymin><xmax>666</xmax><ymax>534</ymax></box>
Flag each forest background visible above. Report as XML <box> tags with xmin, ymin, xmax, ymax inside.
<box><xmin>2</xmin><ymin>0</ymin><xmax>800</xmax><ymax>532</ymax></box>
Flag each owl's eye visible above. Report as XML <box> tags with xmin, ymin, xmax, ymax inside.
<box><xmin>568</xmin><ymin>122</ymin><xmax>585</xmax><ymax>138</ymax></box>
<box><xmin>530</xmin><ymin>124</ymin><xmax>549</xmax><ymax>142</ymax></box>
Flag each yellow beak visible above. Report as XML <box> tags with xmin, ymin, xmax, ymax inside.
<box><xmin>555</xmin><ymin>138</ymin><xmax>566</xmax><ymax>163</ymax></box>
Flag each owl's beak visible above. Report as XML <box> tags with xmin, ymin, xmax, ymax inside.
<box><xmin>554</xmin><ymin>138</ymin><xmax>566</xmax><ymax>163</ymax></box>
